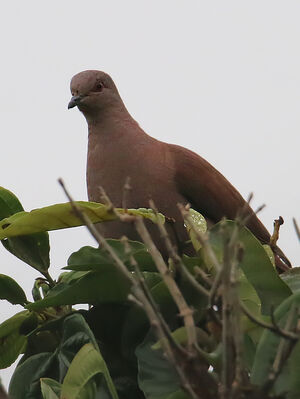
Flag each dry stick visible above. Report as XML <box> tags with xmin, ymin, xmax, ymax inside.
<box><xmin>178</xmin><ymin>204</ymin><xmax>223</xmax><ymax>328</ymax></box>
<box><xmin>227</xmin><ymin>223</ymin><xmax>244</xmax><ymax>398</ymax></box>
<box><xmin>126</xmin><ymin>274</ymin><xmax>198</xmax><ymax>399</ymax></box>
<box><xmin>134</xmin><ymin>216</ymin><xmax>197</xmax><ymax>351</ymax></box>
<box><xmin>58</xmin><ymin>179</ymin><xmax>134</xmax><ymax>284</ymax></box>
<box><xmin>220</xmin><ymin>225</ymin><xmax>237</xmax><ymax>399</ymax></box>
<box><xmin>122</xmin><ymin>176</ymin><xmax>132</xmax><ymax>210</ymax></box>
<box><xmin>194</xmin><ymin>266</ymin><xmax>223</xmax><ymax>328</ymax></box>
<box><xmin>121</xmin><ymin>236</ymin><xmax>183</xmax><ymax>352</ymax></box>
<box><xmin>149</xmin><ymin>200</ymin><xmax>213</xmax><ymax>360</ymax></box>
<box><xmin>133</xmin><ymin>216</ymin><xmax>217</xmax><ymax>398</ymax></box>
<box><xmin>58</xmin><ymin>179</ymin><xmax>199</xmax><ymax>399</ymax></box>
<box><xmin>194</xmin><ymin>267</ymin><xmax>213</xmax><ymax>287</ymax></box>
<box><xmin>149</xmin><ymin>200</ymin><xmax>210</xmax><ymax>298</ymax></box>
<box><xmin>293</xmin><ymin>218</ymin><xmax>300</xmax><ymax>242</ymax></box>
<box><xmin>178</xmin><ymin>204</ymin><xmax>222</xmax><ymax>308</ymax></box>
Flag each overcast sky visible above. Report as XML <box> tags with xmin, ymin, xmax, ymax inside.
<box><xmin>1</xmin><ymin>1</ymin><xmax>300</xmax><ymax>388</ymax></box>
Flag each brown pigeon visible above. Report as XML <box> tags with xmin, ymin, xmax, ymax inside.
<box><xmin>68</xmin><ymin>70</ymin><xmax>290</xmax><ymax>270</ymax></box>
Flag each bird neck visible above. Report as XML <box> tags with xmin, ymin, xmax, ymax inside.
<box><xmin>87</xmin><ymin>106</ymin><xmax>143</xmax><ymax>140</ymax></box>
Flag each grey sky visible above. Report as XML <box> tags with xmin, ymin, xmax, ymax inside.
<box><xmin>1</xmin><ymin>1</ymin><xmax>299</xmax><ymax>388</ymax></box>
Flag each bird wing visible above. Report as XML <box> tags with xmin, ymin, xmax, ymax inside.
<box><xmin>169</xmin><ymin>143</ymin><xmax>271</xmax><ymax>244</ymax></box>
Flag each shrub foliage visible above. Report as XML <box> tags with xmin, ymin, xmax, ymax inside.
<box><xmin>0</xmin><ymin>186</ymin><xmax>299</xmax><ymax>399</ymax></box>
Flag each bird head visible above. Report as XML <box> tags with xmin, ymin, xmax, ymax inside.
<box><xmin>68</xmin><ymin>70</ymin><xmax>123</xmax><ymax>121</ymax></box>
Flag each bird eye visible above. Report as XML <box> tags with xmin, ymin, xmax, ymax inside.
<box><xmin>95</xmin><ymin>82</ymin><xmax>103</xmax><ymax>91</ymax></box>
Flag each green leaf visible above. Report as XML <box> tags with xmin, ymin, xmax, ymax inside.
<box><xmin>26</xmin><ymin>269</ymin><xmax>131</xmax><ymax>311</ymax></box>
<box><xmin>263</xmin><ymin>244</ymin><xmax>275</xmax><ymax>266</ymax></box>
<box><xmin>0</xmin><ymin>187</ymin><xmax>23</xmax><ymax>220</ymax></box>
<box><xmin>281</xmin><ymin>267</ymin><xmax>300</xmax><ymax>293</ymax></box>
<box><xmin>2</xmin><ymin>233</ymin><xmax>50</xmax><ymax>272</ymax></box>
<box><xmin>0</xmin><ymin>311</ymin><xmax>31</xmax><ymax>368</ymax></box>
<box><xmin>286</xmin><ymin>339</ymin><xmax>300</xmax><ymax>399</ymax></box>
<box><xmin>209</xmin><ymin>220</ymin><xmax>291</xmax><ymax>314</ymax></box>
<box><xmin>251</xmin><ymin>290</ymin><xmax>300</xmax><ymax>386</ymax></box>
<box><xmin>0</xmin><ymin>311</ymin><xmax>30</xmax><ymax>338</ymax></box>
<box><xmin>0</xmin><ymin>187</ymin><xmax>50</xmax><ymax>271</ymax></box>
<box><xmin>65</xmin><ymin>241</ymin><xmax>157</xmax><ymax>272</ymax></box>
<box><xmin>9</xmin><ymin>352</ymin><xmax>58</xmax><ymax>399</ymax></box>
<box><xmin>152</xmin><ymin>326</ymin><xmax>204</xmax><ymax>349</ymax></box>
<box><xmin>40</xmin><ymin>378</ymin><xmax>61</xmax><ymax>399</ymax></box>
<box><xmin>61</xmin><ymin>343</ymin><xmax>119</xmax><ymax>399</ymax></box>
<box><xmin>0</xmin><ymin>274</ymin><xmax>27</xmax><ymax>305</ymax></box>
<box><xmin>9</xmin><ymin>314</ymin><xmax>101</xmax><ymax>398</ymax></box>
<box><xmin>19</xmin><ymin>312</ymin><xmax>39</xmax><ymax>335</ymax></box>
<box><xmin>0</xmin><ymin>331</ymin><xmax>26</xmax><ymax>369</ymax></box>
<box><xmin>0</xmin><ymin>201</ymin><xmax>164</xmax><ymax>239</ymax></box>
<box><xmin>136</xmin><ymin>333</ymin><xmax>180</xmax><ymax>399</ymax></box>
<box><xmin>152</xmin><ymin>327</ymin><xmax>220</xmax><ymax>370</ymax></box>
<box><xmin>184</xmin><ymin>208</ymin><xmax>207</xmax><ymax>251</ymax></box>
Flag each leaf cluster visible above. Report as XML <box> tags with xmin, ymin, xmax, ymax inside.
<box><xmin>0</xmin><ymin>186</ymin><xmax>299</xmax><ymax>399</ymax></box>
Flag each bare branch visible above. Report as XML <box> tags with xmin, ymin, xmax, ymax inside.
<box><xmin>240</xmin><ymin>301</ymin><xmax>298</xmax><ymax>341</ymax></box>
<box><xmin>122</xmin><ymin>176</ymin><xmax>132</xmax><ymax>210</ymax></box>
<box><xmin>293</xmin><ymin>218</ymin><xmax>300</xmax><ymax>242</ymax></box>
<box><xmin>58</xmin><ymin>178</ymin><xmax>201</xmax><ymax>399</ymax></box>
<box><xmin>134</xmin><ymin>215</ymin><xmax>197</xmax><ymax>350</ymax></box>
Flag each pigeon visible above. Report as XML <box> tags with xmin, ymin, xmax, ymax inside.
<box><xmin>68</xmin><ymin>70</ymin><xmax>290</xmax><ymax>270</ymax></box>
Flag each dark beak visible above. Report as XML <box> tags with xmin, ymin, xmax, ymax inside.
<box><xmin>68</xmin><ymin>95</ymin><xmax>83</xmax><ymax>109</ymax></box>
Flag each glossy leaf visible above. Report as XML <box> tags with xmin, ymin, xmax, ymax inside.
<box><xmin>251</xmin><ymin>290</ymin><xmax>300</xmax><ymax>386</ymax></box>
<box><xmin>65</xmin><ymin>240</ymin><xmax>156</xmax><ymax>272</ymax></box>
<box><xmin>0</xmin><ymin>331</ymin><xmax>26</xmax><ymax>369</ymax></box>
<box><xmin>209</xmin><ymin>220</ymin><xmax>291</xmax><ymax>314</ymax></box>
<box><xmin>40</xmin><ymin>378</ymin><xmax>61</xmax><ymax>399</ymax></box>
<box><xmin>27</xmin><ymin>269</ymin><xmax>131</xmax><ymax>311</ymax></box>
<box><xmin>0</xmin><ymin>187</ymin><xmax>23</xmax><ymax>220</ymax></box>
<box><xmin>61</xmin><ymin>343</ymin><xmax>119</xmax><ymax>399</ymax></box>
<box><xmin>9</xmin><ymin>352</ymin><xmax>57</xmax><ymax>399</ymax></box>
<box><xmin>0</xmin><ymin>274</ymin><xmax>27</xmax><ymax>305</ymax></box>
<box><xmin>184</xmin><ymin>208</ymin><xmax>207</xmax><ymax>251</ymax></box>
<box><xmin>0</xmin><ymin>187</ymin><xmax>50</xmax><ymax>271</ymax></box>
<box><xmin>2</xmin><ymin>233</ymin><xmax>50</xmax><ymax>272</ymax></box>
<box><xmin>9</xmin><ymin>314</ymin><xmax>102</xmax><ymax>398</ymax></box>
<box><xmin>281</xmin><ymin>267</ymin><xmax>300</xmax><ymax>293</ymax></box>
<box><xmin>136</xmin><ymin>333</ymin><xmax>180</xmax><ymax>399</ymax></box>
<box><xmin>0</xmin><ymin>311</ymin><xmax>31</xmax><ymax>368</ymax></box>
<box><xmin>0</xmin><ymin>201</ymin><xmax>164</xmax><ymax>239</ymax></box>
<box><xmin>286</xmin><ymin>339</ymin><xmax>300</xmax><ymax>399</ymax></box>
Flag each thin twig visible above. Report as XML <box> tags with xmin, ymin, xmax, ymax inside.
<box><xmin>134</xmin><ymin>215</ymin><xmax>197</xmax><ymax>350</ymax></box>
<box><xmin>220</xmin><ymin>225</ymin><xmax>238</xmax><ymax>398</ymax></box>
<box><xmin>194</xmin><ymin>266</ymin><xmax>213</xmax><ymax>287</ymax></box>
<box><xmin>209</xmin><ymin>267</ymin><xmax>223</xmax><ymax>308</ymax></box>
<box><xmin>293</xmin><ymin>218</ymin><xmax>300</xmax><ymax>242</ymax></box>
<box><xmin>240</xmin><ymin>301</ymin><xmax>298</xmax><ymax>341</ymax></box>
<box><xmin>58</xmin><ymin>179</ymin><xmax>200</xmax><ymax>399</ymax></box>
<box><xmin>122</xmin><ymin>176</ymin><xmax>131</xmax><ymax>210</ymax></box>
<box><xmin>121</xmin><ymin>236</ymin><xmax>183</xmax><ymax>352</ymax></box>
<box><xmin>149</xmin><ymin>201</ymin><xmax>210</xmax><ymax>300</ymax></box>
